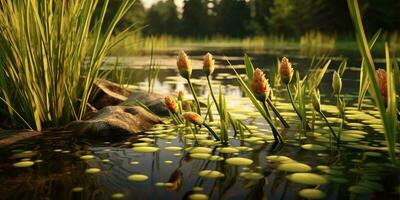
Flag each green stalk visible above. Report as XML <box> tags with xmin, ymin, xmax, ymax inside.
<box><xmin>336</xmin><ymin>93</ymin><xmax>342</xmax><ymax>144</ymax></box>
<box><xmin>261</xmin><ymin>101</ymin><xmax>272</xmax><ymax>119</ymax></box>
<box><xmin>203</xmin><ymin>123</ymin><xmax>220</xmax><ymax>141</ymax></box>
<box><xmin>286</xmin><ymin>84</ymin><xmax>310</xmax><ymax>130</ymax></box>
<box><xmin>207</xmin><ymin>75</ymin><xmax>238</xmax><ymax>136</ymax></box>
<box><xmin>318</xmin><ymin>110</ymin><xmax>337</xmax><ymax>139</ymax></box>
<box><xmin>266</xmin><ymin>98</ymin><xmax>290</xmax><ymax>128</ymax></box>
<box><xmin>187</xmin><ymin>78</ymin><xmax>201</xmax><ymax>115</ymax></box>
<box><xmin>206</xmin><ymin>76</ymin><xmax>220</xmax><ymax>112</ymax></box>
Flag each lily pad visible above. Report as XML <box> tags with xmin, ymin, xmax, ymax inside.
<box><xmin>164</xmin><ymin>146</ymin><xmax>183</xmax><ymax>151</ymax></box>
<box><xmin>266</xmin><ymin>155</ymin><xmax>294</xmax><ymax>163</ymax></box>
<box><xmin>239</xmin><ymin>172</ymin><xmax>264</xmax><ymax>180</ymax></box>
<box><xmin>131</xmin><ymin>146</ymin><xmax>159</xmax><ymax>153</ymax></box>
<box><xmin>186</xmin><ymin>147</ymin><xmax>213</xmax><ymax>154</ymax></box>
<box><xmin>198</xmin><ymin>170</ymin><xmax>224</xmax><ymax>178</ymax></box>
<box><xmin>188</xmin><ymin>193</ymin><xmax>209</xmax><ymax>200</ymax></box>
<box><xmin>298</xmin><ymin>189</ymin><xmax>326</xmax><ymax>199</ymax></box>
<box><xmin>80</xmin><ymin>155</ymin><xmax>95</xmax><ymax>160</ymax></box>
<box><xmin>301</xmin><ymin>144</ymin><xmax>327</xmax><ymax>151</ymax></box>
<box><xmin>190</xmin><ymin>153</ymin><xmax>224</xmax><ymax>161</ymax></box>
<box><xmin>13</xmin><ymin>161</ymin><xmax>34</xmax><ymax>168</ymax></box>
<box><xmin>111</xmin><ymin>193</ymin><xmax>125</xmax><ymax>199</ymax></box>
<box><xmin>85</xmin><ymin>168</ymin><xmax>101</xmax><ymax>174</ymax></box>
<box><xmin>127</xmin><ymin>174</ymin><xmax>149</xmax><ymax>182</ymax></box>
<box><xmin>286</xmin><ymin>173</ymin><xmax>328</xmax><ymax>185</ymax></box>
<box><xmin>277</xmin><ymin>163</ymin><xmax>312</xmax><ymax>172</ymax></box>
<box><xmin>218</xmin><ymin>147</ymin><xmax>239</xmax><ymax>153</ymax></box>
<box><xmin>225</xmin><ymin>157</ymin><xmax>253</xmax><ymax>166</ymax></box>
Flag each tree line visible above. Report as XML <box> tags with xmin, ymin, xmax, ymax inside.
<box><xmin>100</xmin><ymin>0</ymin><xmax>400</xmax><ymax>37</ymax></box>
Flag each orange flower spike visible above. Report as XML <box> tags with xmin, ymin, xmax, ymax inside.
<box><xmin>203</xmin><ymin>52</ymin><xmax>215</xmax><ymax>76</ymax></box>
<box><xmin>165</xmin><ymin>96</ymin><xmax>178</xmax><ymax>114</ymax></box>
<box><xmin>280</xmin><ymin>57</ymin><xmax>294</xmax><ymax>85</ymax></box>
<box><xmin>177</xmin><ymin>50</ymin><xmax>192</xmax><ymax>79</ymax></box>
<box><xmin>178</xmin><ymin>90</ymin><xmax>185</xmax><ymax>101</ymax></box>
<box><xmin>251</xmin><ymin>68</ymin><xmax>270</xmax><ymax>102</ymax></box>
<box><xmin>182</xmin><ymin>112</ymin><xmax>204</xmax><ymax>125</ymax></box>
<box><xmin>376</xmin><ymin>69</ymin><xmax>388</xmax><ymax>103</ymax></box>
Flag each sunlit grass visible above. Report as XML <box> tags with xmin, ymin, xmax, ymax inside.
<box><xmin>0</xmin><ymin>0</ymin><xmax>135</xmax><ymax>130</ymax></box>
<box><xmin>348</xmin><ymin>0</ymin><xmax>398</xmax><ymax>163</ymax></box>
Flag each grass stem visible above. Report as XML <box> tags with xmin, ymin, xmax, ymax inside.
<box><xmin>203</xmin><ymin>123</ymin><xmax>221</xmax><ymax>141</ymax></box>
<box><xmin>286</xmin><ymin>84</ymin><xmax>311</xmax><ymax>130</ymax></box>
<box><xmin>266</xmin><ymin>98</ymin><xmax>290</xmax><ymax>128</ymax></box>
<box><xmin>187</xmin><ymin>78</ymin><xmax>201</xmax><ymax>115</ymax></box>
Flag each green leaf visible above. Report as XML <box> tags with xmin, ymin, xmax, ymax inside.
<box><xmin>348</xmin><ymin>0</ymin><xmax>396</xmax><ymax>162</ymax></box>
<box><xmin>244</xmin><ymin>54</ymin><xmax>254</xmax><ymax>83</ymax></box>
<box><xmin>337</xmin><ymin>59</ymin><xmax>347</xmax><ymax>77</ymax></box>
<box><xmin>357</xmin><ymin>29</ymin><xmax>382</xmax><ymax>110</ymax></box>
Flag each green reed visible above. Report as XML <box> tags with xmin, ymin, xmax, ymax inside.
<box><xmin>348</xmin><ymin>0</ymin><xmax>398</xmax><ymax>163</ymax></box>
<box><xmin>0</xmin><ymin>0</ymin><xmax>135</xmax><ymax>131</ymax></box>
<box><xmin>230</xmin><ymin>57</ymin><xmax>284</xmax><ymax>143</ymax></box>
<box><xmin>148</xmin><ymin>40</ymin><xmax>160</xmax><ymax>94</ymax></box>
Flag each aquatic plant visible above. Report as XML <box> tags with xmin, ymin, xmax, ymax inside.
<box><xmin>356</xmin><ymin>30</ymin><xmax>382</xmax><ymax>110</ymax></box>
<box><xmin>148</xmin><ymin>42</ymin><xmax>160</xmax><ymax>94</ymax></box>
<box><xmin>332</xmin><ymin>70</ymin><xmax>345</xmax><ymax>144</ymax></box>
<box><xmin>348</xmin><ymin>0</ymin><xmax>398</xmax><ymax>163</ymax></box>
<box><xmin>165</xmin><ymin>96</ymin><xmax>182</xmax><ymax>124</ymax></box>
<box><xmin>0</xmin><ymin>0</ymin><xmax>135</xmax><ymax>130</ymax></box>
<box><xmin>182</xmin><ymin>112</ymin><xmax>220</xmax><ymax>141</ymax></box>
<box><xmin>230</xmin><ymin>58</ymin><xmax>284</xmax><ymax>143</ymax></box>
<box><xmin>311</xmin><ymin>90</ymin><xmax>338</xmax><ymax>144</ymax></box>
<box><xmin>177</xmin><ymin>50</ymin><xmax>201</xmax><ymax>114</ymax></box>
<box><xmin>280</xmin><ymin>57</ymin><xmax>310</xmax><ymax>130</ymax></box>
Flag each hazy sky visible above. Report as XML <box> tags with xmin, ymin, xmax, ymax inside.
<box><xmin>142</xmin><ymin>0</ymin><xmax>184</xmax><ymax>10</ymax></box>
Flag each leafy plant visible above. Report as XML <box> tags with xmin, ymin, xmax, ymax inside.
<box><xmin>348</xmin><ymin>0</ymin><xmax>398</xmax><ymax>163</ymax></box>
<box><xmin>0</xmin><ymin>0</ymin><xmax>135</xmax><ymax>130</ymax></box>
<box><xmin>229</xmin><ymin>58</ymin><xmax>284</xmax><ymax>143</ymax></box>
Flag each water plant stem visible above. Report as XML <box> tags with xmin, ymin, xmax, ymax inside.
<box><xmin>202</xmin><ymin>123</ymin><xmax>221</xmax><ymax>141</ymax></box>
<box><xmin>206</xmin><ymin>76</ymin><xmax>220</xmax><ymax>112</ymax></box>
<box><xmin>286</xmin><ymin>84</ymin><xmax>311</xmax><ymax>130</ymax></box>
<box><xmin>207</xmin><ymin>76</ymin><xmax>238</xmax><ymax>136</ymax></box>
<box><xmin>336</xmin><ymin>94</ymin><xmax>343</xmax><ymax>144</ymax></box>
<box><xmin>261</xmin><ymin>101</ymin><xmax>272</xmax><ymax>119</ymax></box>
<box><xmin>187</xmin><ymin>78</ymin><xmax>201</xmax><ymax>114</ymax></box>
<box><xmin>261</xmin><ymin>101</ymin><xmax>284</xmax><ymax>142</ymax></box>
<box><xmin>318</xmin><ymin>110</ymin><xmax>338</xmax><ymax>139</ymax></box>
<box><xmin>266</xmin><ymin>98</ymin><xmax>290</xmax><ymax>128</ymax></box>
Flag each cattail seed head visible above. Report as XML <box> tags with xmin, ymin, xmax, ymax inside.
<box><xmin>177</xmin><ymin>50</ymin><xmax>192</xmax><ymax>79</ymax></box>
<box><xmin>182</xmin><ymin>112</ymin><xmax>204</xmax><ymax>125</ymax></box>
<box><xmin>332</xmin><ymin>71</ymin><xmax>342</xmax><ymax>95</ymax></box>
<box><xmin>165</xmin><ymin>96</ymin><xmax>178</xmax><ymax>113</ymax></box>
<box><xmin>280</xmin><ymin>57</ymin><xmax>294</xmax><ymax>85</ymax></box>
<box><xmin>311</xmin><ymin>90</ymin><xmax>321</xmax><ymax>112</ymax></box>
<box><xmin>251</xmin><ymin>68</ymin><xmax>270</xmax><ymax>102</ymax></box>
<box><xmin>376</xmin><ymin>69</ymin><xmax>387</xmax><ymax>104</ymax></box>
<box><xmin>203</xmin><ymin>52</ymin><xmax>215</xmax><ymax>76</ymax></box>
<box><xmin>178</xmin><ymin>90</ymin><xmax>185</xmax><ymax>101</ymax></box>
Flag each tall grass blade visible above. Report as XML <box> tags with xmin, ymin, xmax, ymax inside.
<box><xmin>348</xmin><ymin>0</ymin><xmax>397</xmax><ymax>163</ymax></box>
<box><xmin>357</xmin><ymin>29</ymin><xmax>382</xmax><ymax>110</ymax></box>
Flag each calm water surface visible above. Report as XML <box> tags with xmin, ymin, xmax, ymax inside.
<box><xmin>0</xmin><ymin>47</ymin><xmax>398</xmax><ymax>200</ymax></box>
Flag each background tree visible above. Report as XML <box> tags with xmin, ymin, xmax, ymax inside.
<box><xmin>95</xmin><ymin>0</ymin><xmax>145</xmax><ymax>32</ymax></box>
<box><xmin>144</xmin><ymin>0</ymin><xmax>179</xmax><ymax>35</ymax></box>
<box><xmin>214</xmin><ymin>0</ymin><xmax>252</xmax><ymax>37</ymax></box>
<box><xmin>180</xmin><ymin>0</ymin><xmax>210</xmax><ymax>37</ymax></box>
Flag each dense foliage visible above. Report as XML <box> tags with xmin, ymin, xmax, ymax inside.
<box><xmin>107</xmin><ymin>0</ymin><xmax>400</xmax><ymax>37</ymax></box>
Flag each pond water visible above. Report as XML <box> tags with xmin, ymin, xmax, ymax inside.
<box><xmin>0</xmin><ymin>47</ymin><xmax>399</xmax><ymax>200</ymax></box>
